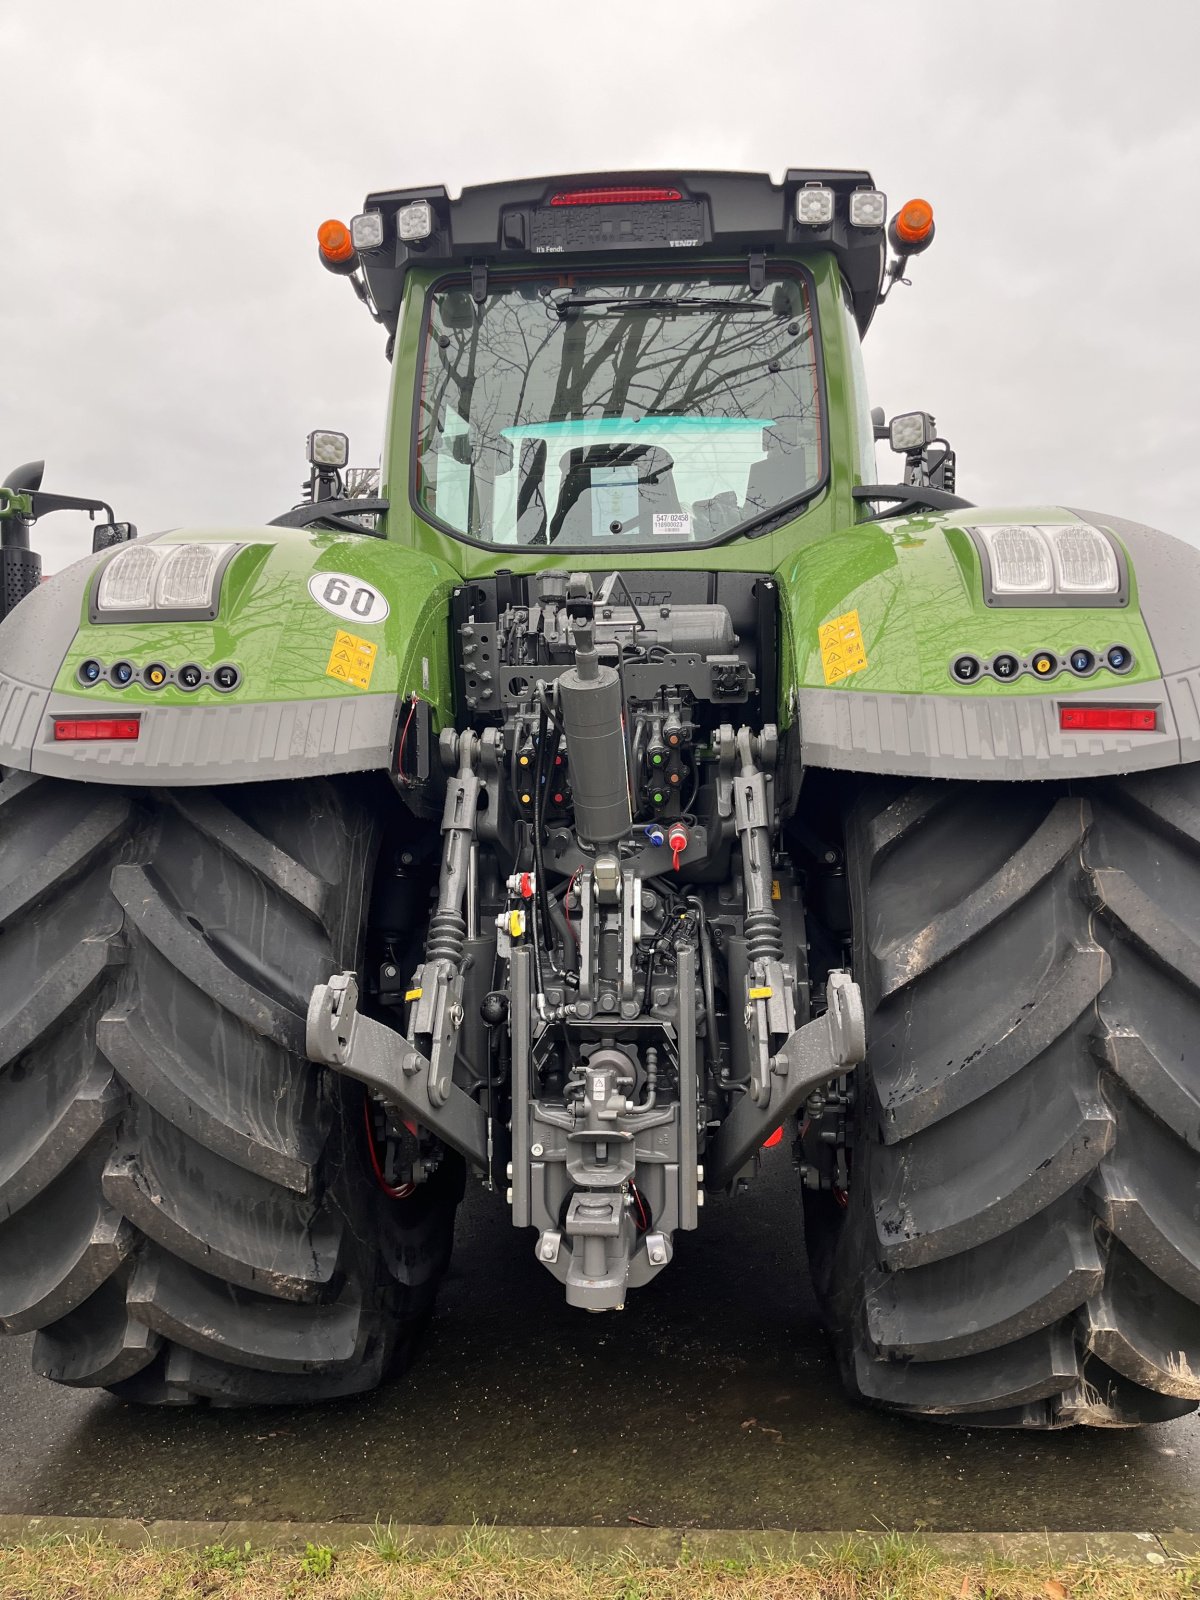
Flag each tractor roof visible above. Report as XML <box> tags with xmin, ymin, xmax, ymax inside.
<box><xmin>356</xmin><ymin>169</ymin><xmax>886</xmax><ymax>336</ymax></box>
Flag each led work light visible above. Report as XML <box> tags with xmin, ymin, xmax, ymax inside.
<box><xmin>93</xmin><ymin>542</ymin><xmax>239</xmax><ymax>620</ymax></box>
<box><xmin>307</xmin><ymin>430</ymin><xmax>350</xmax><ymax>469</ymax></box>
<box><xmin>397</xmin><ymin>200</ymin><xmax>434</xmax><ymax>242</ymax></box>
<box><xmin>970</xmin><ymin>523</ymin><xmax>1123</xmax><ymax>603</ymax></box>
<box><xmin>350</xmin><ymin>211</ymin><xmax>385</xmax><ymax>252</ymax></box>
<box><xmin>889</xmin><ymin>411</ymin><xmax>936</xmax><ymax>453</ymax></box>
<box><xmin>849</xmin><ymin>189</ymin><xmax>887</xmax><ymax>228</ymax></box>
<box><xmin>795</xmin><ymin>185</ymin><xmax>834</xmax><ymax>226</ymax></box>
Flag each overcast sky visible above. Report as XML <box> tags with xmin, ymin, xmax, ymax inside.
<box><xmin>3</xmin><ymin>0</ymin><xmax>1197</xmax><ymax>568</ymax></box>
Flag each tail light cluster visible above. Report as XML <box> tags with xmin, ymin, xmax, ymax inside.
<box><xmin>1060</xmin><ymin>706</ymin><xmax>1158</xmax><ymax>732</ymax></box>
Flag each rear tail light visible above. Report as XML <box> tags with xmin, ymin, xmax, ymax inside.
<box><xmin>549</xmin><ymin>186</ymin><xmax>682</xmax><ymax>206</ymax></box>
<box><xmin>1060</xmin><ymin>706</ymin><xmax>1158</xmax><ymax>732</ymax></box>
<box><xmin>54</xmin><ymin>718</ymin><xmax>140</xmax><ymax>741</ymax></box>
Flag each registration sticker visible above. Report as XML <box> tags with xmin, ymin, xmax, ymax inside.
<box><xmin>653</xmin><ymin>512</ymin><xmax>692</xmax><ymax>538</ymax></box>
<box><xmin>326</xmin><ymin>629</ymin><xmax>378</xmax><ymax>690</ymax></box>
<box><xmin>818</xmin><ymin>609</ymin><xmax>868</xmax><ymax>685</ymax></box>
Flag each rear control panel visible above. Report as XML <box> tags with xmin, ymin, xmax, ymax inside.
<box><xmin>949</xmin><ymin>644</ymin><xmax>1134</xmax><ymax>685</ymax></box>
<box><xmin>75</xmin><ymin>658</ymin><xmax>242</xmax><ymax>692</ymax></box>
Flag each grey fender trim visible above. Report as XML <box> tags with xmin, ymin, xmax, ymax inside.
<box><xmin>1068</xmin><ymin>509</ymin><xmax>1200</xmax><ymax>679</ymax></box>
<box><xmin>0</xmin><ymin>672</ymin><xmax>399</xmax><ymax>785</ymax></box>
<box><xmin>797</xmin><ymin>673</ymin><xmax>1200</xmax><ymax>780</ymax></box>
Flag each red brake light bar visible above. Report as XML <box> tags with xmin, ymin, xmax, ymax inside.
<box><xmin>54</xmin><ymin>718</ymin><xmax>140</xmax><ymax>741</ymax></box>
<box><xmin>549</xmin><ymin>186</ymin><xmax>683</xmax><ymax>207</ymax></box>
<box><xmin>1059</xmin><ymin>706</ymin><xmax>1157</xmax><ymax>732</ymax></box>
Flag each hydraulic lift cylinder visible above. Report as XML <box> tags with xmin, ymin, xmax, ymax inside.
<box><xmin>556</xmin><ymin>618</ymin><xmax>631</xmax><ymax>846</ymax></box>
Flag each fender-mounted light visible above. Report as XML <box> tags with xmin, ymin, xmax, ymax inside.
<box><xmin>550</xmin><ymin>186</ymin><xmax>682</xmax><ymax>206</ymax></box>
<box><xmin>54</xmin><ymin>718</ymin><xmax>140</xmax><ymax>741</ymax></box>
<box><xmin>307</xmin><ymin>429</ymin><xmax>349</xmax><ymax>468</ymax></box>
<box><xmin>1060</xmin><ymin>706</ymin><xmax>1158</xmax><ymax>732</ymax></box>
<box><xmin>968</xmin><ymin>522</ymin><xmax>1124</xmax><ymax>606</ymax></box>
<box><xmin>93</xmin><ymin>542</ymin><xmax>239</xmax><ymax>621</ymax></box>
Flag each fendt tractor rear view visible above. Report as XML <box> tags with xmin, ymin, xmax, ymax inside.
<box><xmin>1</xmin><ymin>168</ymin><xmax>1198</xmax><ymax>1430</ymax></box>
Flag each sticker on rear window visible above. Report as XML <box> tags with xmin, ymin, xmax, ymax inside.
<box><xmin>653</xmin><ymin>512</ymin><xmax>692</xmax><ymax>538</ymax></box>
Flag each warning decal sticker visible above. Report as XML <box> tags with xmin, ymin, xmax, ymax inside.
<box><xmin>818</xmin><ymin>609</ymin><xmax>868</xmax><ymax>685</ymax></box>
<box><xmin>326</xmin><ymin>629</ymin><xmax>378</xmax><ymax>690</ymax></box>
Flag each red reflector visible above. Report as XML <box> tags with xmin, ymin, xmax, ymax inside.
<box><xmin>763</xmin><ymin>1126</ymin><xmax>784</xmax><ymax>1148</ymax></box>
<box><xmin>1059</xmin><ymin>706</ymin><xmax>1158</xmax><ymax>732</ymax></box>
<box><xmin>53</xmin><ymin>718</ymin><xmax>140</xmax><ymax>741</ymax></box>
<box><xmin>549</xmin><ymin>186</ymin><xmax>683</xmax><ymax>207</ymax></box>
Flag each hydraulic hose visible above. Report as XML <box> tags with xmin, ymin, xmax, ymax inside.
<box><xmin>546</xmin><ymin>890</ymin><xmax>578</xmax><ymax>975</ymax></box>
<box><xmin>686</xmin><ymin>895</ymin><xmax>721</xmax><ymax>1077</ymax></box>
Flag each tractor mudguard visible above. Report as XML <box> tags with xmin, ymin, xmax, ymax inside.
<box><xmin>0</xmin><ymin>527</ymin><xmax>459</xmax><ymax>784</ymax></box>
<box><xmin>779</xmin><ymin>504</ymin><xmax>1200</xmax><ymax>780</ymax></box>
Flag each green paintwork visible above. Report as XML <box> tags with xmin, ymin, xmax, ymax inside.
<box><xmin>778</xmin><ymin>510</ymin><xmax>1158</xmax><ymax>701</ymax></box>
<box><xmin>43</xmin><ymin>246</ymin><xmax>1163</xmax><ymax>743</ymax></box>
<box><xmin>54</xmin><ymin>527</ymin><xmax>461</xmax><ymax>723</ymax></box>
<box><xmin>0</xmin><ymin>488</ymin><xmax>33</xmax><ymax>521</ymax></box>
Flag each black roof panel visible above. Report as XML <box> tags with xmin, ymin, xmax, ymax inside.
<box><xmin>356</xmin><ymin>168</ymin><xmax>887</xmax><ymax>335</ymax></box>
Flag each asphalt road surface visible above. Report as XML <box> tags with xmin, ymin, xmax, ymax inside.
<box><xmin>1</xmin><ymin>1153</ymin><xmax>1196</xmax><ymax>1532</ymax></box>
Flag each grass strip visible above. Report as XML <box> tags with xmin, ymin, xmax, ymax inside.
<box><xmin>0</xmin><ymin>1525</ymin><xmax>1196</xmax><ymax>1600</ymax></box>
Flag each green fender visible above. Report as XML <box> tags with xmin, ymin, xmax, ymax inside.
<box><xmin>775</xmin><ymin>506</ymin><xmax>1200</xmax><ymax>780</ymax></box>
<box><xmin>0</xmin><ymin>526</ymin><xmax>460</xmax><ymax>785</ymax></box>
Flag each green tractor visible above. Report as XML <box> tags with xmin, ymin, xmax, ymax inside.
<box><xmin>1</xmin><ymin>169</ymin><xmax>1196</xmax><ymax>1428</ymax></box>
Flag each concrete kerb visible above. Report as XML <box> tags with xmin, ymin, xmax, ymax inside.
<box><xmin>0</xmin><ymin>1516</ymin><xmax>1191</xmax><ymax>1567</ymax></box>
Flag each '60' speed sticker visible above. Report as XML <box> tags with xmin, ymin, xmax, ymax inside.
<box><xmin>307</xmin><ymin>572</ymin><xmax>390</xmax><ymax>625</ymax></box>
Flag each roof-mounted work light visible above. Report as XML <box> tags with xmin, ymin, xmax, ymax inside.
<box><xmin>396</xmin><ymin>200</ymin><xmax>434</xmax><ymax>242</ymax></box>
<box><xmin>849</xmin><ymin>188</ymin><xmax>887</xmax><ymax>229</ymax></box>
<box><xmin>350</xmin><ymin>211</ymin><xmax>385</xmax><ymax>252</ymax></box>
<box><xmin>795</xmin><ymin>184</ymin><xmax>835</xmax><ymax>226</ymax></box>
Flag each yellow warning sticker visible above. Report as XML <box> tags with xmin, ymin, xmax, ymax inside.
<box><xmin>326</xmin><ymin>629</ymin><xmax>378</xmax><ymax>691</ymax></box>
<box><xmin>818</xmin><ymin>608</ymin><xmax>868</xmax><ymax>686</ymax></box>
<box><xmin>771</xmin><ymin>878</ymin><xmax>781</xmax><ymax>901</ymax></box>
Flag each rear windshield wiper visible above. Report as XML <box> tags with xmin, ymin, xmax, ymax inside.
<box><xmin>552</xmin><ymin>294</ymin><xmax>776</xmax><ymax>318</ymax></box>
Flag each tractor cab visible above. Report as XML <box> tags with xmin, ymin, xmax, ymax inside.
<box><xmin>312</xmin><ymin>172</ymin><xmax>949</xmax><ymax>560</ymax></box>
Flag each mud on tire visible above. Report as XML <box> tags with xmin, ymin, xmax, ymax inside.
<box><xmin>808</xmin><ymin>768</ymin><xmax>1200</xmax><ymax>1428</ymax></box>
<box><xmin>0</xmin><ymin>773</ymin><xmax>460</xmax><ymax>1405</ymax></box>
